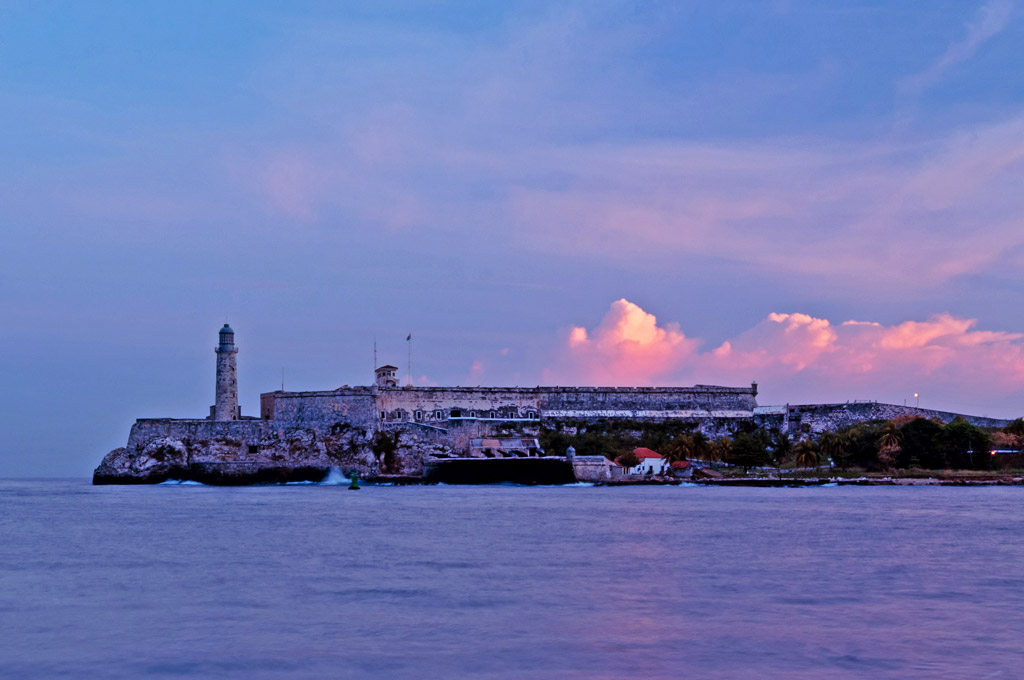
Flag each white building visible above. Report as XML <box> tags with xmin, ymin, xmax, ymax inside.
<box><xmin>622</xmin><ymin>448</ymin><xmax>668</xmax><ymax>476</ymax></box>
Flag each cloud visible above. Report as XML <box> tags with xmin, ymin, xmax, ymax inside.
<box><xmin>901</xmin><ymin>0</ymin><xmax>1015</xmax><ymax>95</ymax></box>
<box><xmin>546</xmin><ymin>298</ymin><xmax>698</xmax><ymax>385</ymax></box>
<box><xmin>26</xmin><ymin>3</ymin><xmax>1024</xmax><ymax>300</ymax></box>
<box><xmin>503</xmin><ymin>115</ymin><xmax>1024</xmax><ymax>294</ymax></box>
<box><xmin>547</xmin><ymin>299</ymin><xmax>1024</xmax><ymax>416</ymax></box>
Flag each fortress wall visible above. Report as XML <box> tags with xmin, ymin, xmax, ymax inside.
<box><xmin>790</xmin><ymin>403</ymin><xmax>1013</xmax><ymax>435</ymax></box>
<box><xmin>538</xmin><ymin>386</ymin><xmax>757</xmax><ymax>418</ymax></box>
<box><xmin>572</xmin><ymin>456</ymin><xmax>616</xmax><ymax>482</ymax></box>
<box><xmin>262</xmin><ymin>389</ymin><xmax>377</xmax><ymax>429</ymax></box>
<box><xmin>263</xmin><ymin>385</ymin><xmax>757</xmax><ymax>428</ymax></box>
<box><xmin>127</xmin><ymin>418</ymin><xmax>266</xmax><ymax>458</ymax></box>
<box><xmin>377</xmin><ymin>387</ymin><xmax>541</xmax><ymax>422</ymax></box>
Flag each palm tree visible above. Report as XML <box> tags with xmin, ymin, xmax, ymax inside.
<box><xmin>771</xmin><ymin>429</ymin><xmax>793</xmax><ymax>479</ymax></box>
<box><xmin>794</xmin><ymin>440</ymin><xmax>819</xmax><ymax>470</ymax></box>
<box><xmin>690</xmin><ymin>431</ymin><xmax>711</xmax><ymax>462</ymax></box>
<box><xmin>662</xmin><ymin>433</ymin><xmax>693</xmax><ymax>463</ymax></box>
<box><xmin>709</xmin><ymin>436</ymin><xmax>732</xmax><ymax>464</ymax></box>
<box><xmin>878</xmin><ymin>422</ymin><xmax>902</xmax><ymax>450</ymax></box>
<box><xmin>877</xmin><ymin>421</ymin><xmax>903</xmax><ymax>470</ymax></box>
<box><xmin>819</xmin><ymin>432</ymin><xmax>848</xmax><ymax>470</ymax></box>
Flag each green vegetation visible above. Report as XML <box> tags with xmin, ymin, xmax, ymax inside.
<box><xmin>539</xmin><ymin>414</ymin><xmax>1023</xmax><ymax>474</ymax></box>
<box><xmin>616</xmin><ymin>449</ymin><xmax>641</xmax><ymax>468</ymax></box>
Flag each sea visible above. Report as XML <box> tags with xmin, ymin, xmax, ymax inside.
<box><xmin>1</xmin><ymin>478</ymin><xmax>1023</xmax><ymax>679</ymax></box>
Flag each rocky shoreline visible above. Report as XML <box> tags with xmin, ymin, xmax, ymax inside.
<box><xmin>688</xmin><ymin>474</ymin><xmax>1024</xmax><ymax>487</ymax></box>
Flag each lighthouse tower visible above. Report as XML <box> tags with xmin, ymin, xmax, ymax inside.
<box><xmin>214</xmin><ymin>324</ymin><xmax>239</xmax><ymax>420</ymax></box>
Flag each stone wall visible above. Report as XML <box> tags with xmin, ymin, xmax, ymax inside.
<box><xmin>377</xmin><ymin>387</ymin><xmax>542</xmax><ymax>425</ymax></box>
<box><xmin>539</xmin><ymin>385</ymin><xmax>757</xmax><ymax>418</ymax></box>
<box><xmin>261</xmin><ymin>388</ymin><xmax>377</xmax><ymax>427</ymax></box>
<box><xmin>571</xmin><ymin>455</ymin><xmax>616</xmax><ymax>482</ymax></box>
<box><xmin>789</xmin><ymin>403</ymin><xmax>1013</xmax><ymax>435</ymax></box>
<box><xmin>263</xmin><ymin>384</ymin><xmax>759</xmax><ymax>437</ymax></box>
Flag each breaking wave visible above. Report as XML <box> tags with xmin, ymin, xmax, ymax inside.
<box><xmin>320</xmin><ymin>467</ymin><xmax>350</xmax><ymax>485</ymax></box>
<box><xmin>284</xmin><ymin>467</ymin><xmax>351</xmax><ymax>485</ymax></box>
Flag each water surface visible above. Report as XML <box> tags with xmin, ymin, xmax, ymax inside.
<box><xmin>1</xmin><ymin>480</ymin><xmax>1022</xmax><ymax>678</ymax></box>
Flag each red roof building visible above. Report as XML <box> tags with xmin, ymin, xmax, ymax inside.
<box><xmin>617</xmin><ymin>448</ymin><xmax>669</xmax><ymax>475</ymax></box>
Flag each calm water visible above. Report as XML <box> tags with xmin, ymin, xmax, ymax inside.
<box><xmin>1</xmin><ymin>479</ymin><xmax>1022</xmax><ymax>679</ymax></box>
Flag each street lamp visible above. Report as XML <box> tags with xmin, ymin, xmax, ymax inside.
<box><xmin>914</xmin><ymin>393</ymin><xmax>919</xmax><ymax>408</ymax></box>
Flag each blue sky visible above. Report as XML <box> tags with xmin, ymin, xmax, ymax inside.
<box><xmin>2</xmin><ymin>1</ymin><xmax>1024</xmax><ymax>476</ymax></box>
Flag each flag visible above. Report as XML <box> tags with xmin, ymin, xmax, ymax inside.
<box><xmin>407</xmin><ymin>333</ymin><xmax>412</xmax><ymax>341</ymax></box>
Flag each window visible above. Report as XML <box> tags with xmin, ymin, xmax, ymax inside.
<box><xmin>434</xmin><ymin>410</ymin><xmax>443</xmax><ymax>420</ymax></box>
<box><xmin>248</xmin><ymin>445</ymin><xmax>258</xmax><ymax>454</ymax></box>
<box><xmin>381</xmin><ymin>411</ymin><xmax>387</xmax><ymax>420</ymax></box>
<box><xmin>489</xmin><ymin>411</ymin><xmax>495</xmax><ymax>418</ymax></box>
<box><xmin>526</xmin><ymin>411</ymin><xmax>537</xmax><ymax>420</ymax></box>
<box><xmin>451</xmin><ymin>409</ymin><xmax>462</xmax><ymax>418</ymax></box>
<box><xmin>415</xmin><ymin>410</ymin><xmax>422</xmax><ymax>421</ymax></box>
<box><xmin>470</xmin><ymin>410</ymin><xmax>477</xmax><ymax>418</ymax></box>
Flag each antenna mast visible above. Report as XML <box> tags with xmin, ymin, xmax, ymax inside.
<box><xmin>407</xmin><ymin>333</ymin><xmax>412</xmax><ymax>386</ymax></box>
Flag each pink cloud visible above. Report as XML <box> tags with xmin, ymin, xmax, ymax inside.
<box><xmin>547</xmin><ymin>299</ymin><xmax>1024</xmax><ymax>416</ymax></box>
<box><xmin>546</xmin><ymin>298</ymin><xmax>697</xmax><ymax>385</ymax></box>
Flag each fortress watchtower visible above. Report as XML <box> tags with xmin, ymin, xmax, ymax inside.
<box><xmin>375</xmin><ymin>365</ymin><xmax>399</xmax><ymax>388</ymax></box>
<box><xmin>213</xmin><ymin>324</ymin><xmax>239</xmax><ymax>420</ymax></box>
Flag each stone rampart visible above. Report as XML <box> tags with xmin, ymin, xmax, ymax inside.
<box><xmin>572</xmin><ymin>455</ymin><xmax>616</xmax><ymax>482</ymax></box>
<box><xmin>261</xmin><ymin>388</ymin><xmax>377</xmax><ymax>427</ymax></box>
<box><xmin>377</xmin><ymin>387</ymin><xmax>542</xmax><ymax>425</ymax></box>
<box><xmin>539</xmin><ymin>385</ymin><xmax>757</xmax><ymax>415</ymax></box>
<box><xmin>790</xmin><ymin>403</ymin><xmax>1013</xmax><ymax>435</ymax></box>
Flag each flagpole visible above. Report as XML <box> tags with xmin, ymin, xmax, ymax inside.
<box><xmin>407</xmin><ymin>333</ymin><xmax>412</xmax><ymax>386</ymax></box>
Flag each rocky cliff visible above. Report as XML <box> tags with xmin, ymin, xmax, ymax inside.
<box><xmin>91</xmin><ymin>418</ymin><xmax>460</xmax><ymax>485</ymax></box>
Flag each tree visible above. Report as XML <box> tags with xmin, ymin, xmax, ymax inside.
<box><xmin>616</xmin><ymin>450</ymin><xmax>641</xmax><ymax>469</ymax></box>
<box><xmin>794</xmin><ymin>440</ymin><xmax>819</xmax><ymax>469</ymax></box>
<box><xmin>728</xmin><ymin>432</ymin><xmax>770</xmax><ymax>473</ymax></box>
<box><xmin>899</xmin><ymin>417</ymin><xmax>944</xmax><ymax>469</ymax></box>
<box><xmin>940</xmin><ymin>420</ymin><xmax>992</xmax><ymax>469</ymax></box>
<box><xmin>690</xmin><ymin>431</ymin><xmax>711</xmax><ymax>462</ymax></box>
<box><xmin>877</xmin><ymin>421</ymin><xmax>902</xmax><ymax>470</ymax></box>
<box><xmin>843</xmin><ymin>422</ymin><xmax>883</xmax><ymax>470</ymax></box>
<box><xmin>819</xmin><ymin>432</ymin><xmax>848</xmax><ymax>470</ymax></box>
<box><xmin>663</xmin><ymin>431</ymin><xmax>712</xmax><ymax>463</ymax></box>
<box><xmin>769</xmin><ymin>429</ymin><xmax>793</xmax><ymax>478</ymax></box>
<box><xmin>662</xmin><ymin>433</ymin><xmax>694</xmax><ymax>463</ymax></box>
<box><xmin>992</xmin><ymin>431</ymin><xmax>1022</xmax><ymax>451</ymax></box>
<box><xmin>878</xmin><ymin>421</ymin><xmax>902</xmax><ymax>450</ymax></box>
<box><xmin>709</xmin><ymin>436</ymin><xmax>732</xmax><ymax>463</ymax></box>
<box><xmin>1005</xmin><ymin>418</ymin><xmax>1024</xmax><ymax>438</ymax></box>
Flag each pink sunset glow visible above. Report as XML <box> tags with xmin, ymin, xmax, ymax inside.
<box><xmin>546</xmin><ymin>299</ymin><xmax>1024</xmax><ymax>413</ymax></box>
<box><xmin>547</xmin><ymin>299</ymin><xmax>698</xmax><ymax>385</ymax></box>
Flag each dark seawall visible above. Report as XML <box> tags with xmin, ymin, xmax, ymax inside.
<box><xmin>423</xmin><ymin>459</ymin><xmax>577</xmax><ymax>485</ymax></box>
<box><xmin>92</xmin><ymin>464</ymin><xmax>331</xmax><ymax>486</ymax></box>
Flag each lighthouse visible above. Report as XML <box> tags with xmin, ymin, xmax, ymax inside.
<box><xmin>213</xmin><ymin>324</ymin><xmax>239</xmax><ymax>420</ymax></box>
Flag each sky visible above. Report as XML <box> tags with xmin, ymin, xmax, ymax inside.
<box><xmin>2</xmin><ymin>0</ymin><xmax>1024</xmax><ymax>476</ymax></box>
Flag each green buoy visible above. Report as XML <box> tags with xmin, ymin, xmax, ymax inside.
<box><xmin>348</xmin><ymin>472</ymin><xmax>360</xmax><ymax>490</ymax></box>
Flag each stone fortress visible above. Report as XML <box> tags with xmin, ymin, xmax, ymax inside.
<box><xmin>93</xmin><ymin>325</ymin><xmax>1013</xmax><ymax>484</ymax></box>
